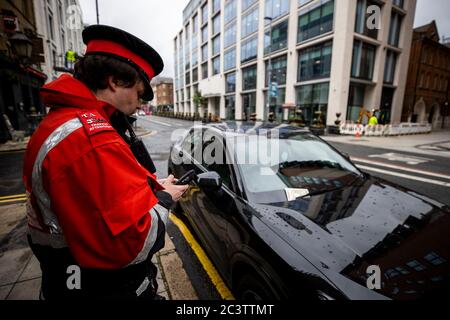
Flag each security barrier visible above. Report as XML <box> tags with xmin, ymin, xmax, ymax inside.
<box><xmin>339</xmin><ymin>122</ymin><xmax>432</xmax><ymax>137</ymax></box>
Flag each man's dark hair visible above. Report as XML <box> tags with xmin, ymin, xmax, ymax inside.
<box><xmin>74</xmin><ymin>55</ymin><xmax>141</xmax><ymax>92</ymax></box>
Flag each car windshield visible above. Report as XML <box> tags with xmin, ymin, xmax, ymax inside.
<box><xmin>231</xmin><ymin>133</ymin><xmax>363</xmax><ymax>203</ymax></box>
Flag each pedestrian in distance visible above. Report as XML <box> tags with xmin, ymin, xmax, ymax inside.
<box><xmin>23</xmin><ymin>25</ymin><xmax>188</xmax><ymax>300</ymax></box>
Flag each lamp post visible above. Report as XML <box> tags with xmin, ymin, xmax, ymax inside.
<box><xmin>96</xmin><ymin>0</ymin><xmax>100</xmax><ymax>24</ymax></box>
<box><xmin>264</xmin><ymin>16</ymin><xmax>273</xmax><ymax>123</ymax></box>
<box><xmin>9</xmin><ymin>32</ymin><xmax>38</xmax><ymax>135</ymax></box>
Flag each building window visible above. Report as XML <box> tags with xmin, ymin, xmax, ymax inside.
<box><xmin>225</xmin><ymin>95</ymin><xmax>236</xmax><ymax>120</ymax></box>
<box><xmin>213</xmin><ymin>0</ymin><xmax>221</xmax><ymax>14</ymax></box>
<box><xmin>295</xmin><ymin>82</ymin><xmax>329</xmax><ymax>126</ymax></box>
<box><xmin>264</xmin><ymin>19</ymin><xmax>288</xmax><ymax>54</ymax></box>
<box><xmin>242</xmin><ymin>92</ymin><xmax>257</xmax><ymax>118</ymax></box>
<box><xmin>241</xmin><ymin>36</ymin><xmax>258</xmax><ymax>63</ymax></box>
<box><xmin>351</xmin><ymin>40</ymin><xmax>376</xmax><ymax>80</ymax></box>
<box><xmin>202</xmin><ymin>62</ymin><xmax>208</xmax><ymax>79</ymax></box>
<box><xmin>224</xmin><ymin>22</ymin><xmax>237</xmax><ymax>48</ymax></box>
<box><xmin>213</xmin><ymin>35</ymin><xmax>221</xmax><ymax>56</ymax></box>
<box><xmin>424</xmin><ymin>252</ymin><xmax>447</xmax><ymax>266</ymax></box>
<box><xmin>213</xmin><ymin>55</ymin><xmax>221</xmax><ymax>75</ymax></box>
<box><xmin>355</xmin><ymin>0</ymin><xmax>379</xmax><ymax>39</ymax></box>
<box><xmin>242</xmin><ymin>5</ymin><xmax>259</xmax><ymax>38</ymax></box>
<box><xmin>193</xmin><ymin>14</ymin><xmax>199</xmax><ymax>34</ymax></box>
<box><xmin>224</xmin><ymin>0</ymin><xmax>237</xmax><ymax>25</ymax></box>
<box><xmin>266</xmin><ymin>87</ymin><xmax>286</xmax><ymax>122</ymax></box>
<box><xmin>48</xmin><ymin>13</ymin><xmax>55</xmax><ymax>40</ymax></box>
<box><xmin>202</xmin><ymin>25</ymin><xmax>208</xmax><ymax>43</ymax></box>
<box><xmin>298</xmin><ymin>41</ymin><xmax>332</xmax><ymax>82</ymax></box>
<box><xmin>298</xmin><ymin>0</ymin><xmax>334</xmax><ymax>43</ymax></box>
<box><xmin>213</xmin><ymin>13</ymin><xmax>221</xmax><ymax>35</ymax></box>
<box><xmin>406</xmin><ymin>260</ymin><xmax>427</xmax><ymax>272</ymax></box>
<box><xmin>266</xmin><ymin>54</ymin><xmax>287</xmax><ymax>86</ymax></box>
<box><xmin>384</xmin><ymin>50</ymin><xmax>397</xmax><ymax>84</ymax></box>
<box><xmin>192</xmin><ymin>49</ymin><xmax>198</xmax><ymax>67</ymax></box>
<box><xmin>347</xmin><ymin>83</ymin><xmax>365</xmax><ymax>121</ymax></box>
<box><xmin>226</xmin><ymin>72</ymin><xmax>236</xmax><ymax>93</ymax></box>
<box><xmin>186</xmin><ymin>71</ymin><xmax>191</xmax><ymax>85</ymax></box>
<box><xmin>193</xmin><ymin>67</ymin><xmax>199</xmax><ymax>83</ymax></box>
<box><xmin>224</xmin><ymin>48</ymin><xmax>236</xmax><ymax>71</ymax></box>
<box><xmin>242</xmin><ymin>0</ymin><xmax>258</xmax><ymax>12</ymax></box>
<box><xmin>265</xmin><ymin>0</ymin><xmax>289</xmax><ymax>23</ymax></box>
<box><xmin>202</xmin><ymin>44</ymin><xmax>208</xmax><ymax>62</ymax></box>
<box><xmin>388</xmin><ymin>11</ymin><xmax>403</xmax><ymax>47</ymax></box>
<box><xmin>242</xmin><ymin>65</ymin><xmax>257</xmax><ymax>90</ymax></box>
<box><xmin>392</xmin><ymin>0</ymin><xmax>404</xmax><ymax>9</ymax></box>
<box><xmin>202</xmin><ymin>3</ymin><xmax>209</xmax><ymax>24</ymax></box>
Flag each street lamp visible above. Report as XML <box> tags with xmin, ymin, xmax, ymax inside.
<box><xmin>264</xmin><ymin>16</ymin><xmax>273</xmax><ymax>123</ymax></box>
<box><xmin>9</xmin><ymin>32</ymin><xmax>39</xmax><ymax>135</ymax></box>
<box><xmin>9</xmin><ymin>32</ymin><xmax>33</xmax><ymax>62</ymax></box>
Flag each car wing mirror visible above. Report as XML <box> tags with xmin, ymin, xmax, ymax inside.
<box><xmin>197</xmin><ymin>172</ymin><xmax>222</xmax><ymax>190</ymax></box>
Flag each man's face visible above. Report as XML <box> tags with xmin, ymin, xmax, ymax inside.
<box><xmin>112</xmin><ymin>79</ymin><xmax>146</xmax><ymax>116</ymax></box>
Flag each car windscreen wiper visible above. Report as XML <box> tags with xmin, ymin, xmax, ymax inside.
<box><xmin>299</xmin><ymin>173</ymin><xmax>361</xmax><ymax>199</ymax></box>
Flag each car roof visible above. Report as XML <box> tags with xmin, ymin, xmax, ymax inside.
<box><xmin>199</xmin><ymin>121</ymin><xmax>311</xmax><ymax>138</ymax></box>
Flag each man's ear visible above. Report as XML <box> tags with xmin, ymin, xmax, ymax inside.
<box><xmin>107</xmin><ymin>76</ymin><xmax>118</xmax><ymax>93</ymax></box>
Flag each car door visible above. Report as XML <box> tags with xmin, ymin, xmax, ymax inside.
<box><xmin>188</xmin><ymin>133</ymin><xmax>240</xmax><ymax>273</ymax></box>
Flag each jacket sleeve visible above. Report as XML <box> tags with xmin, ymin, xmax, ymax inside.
<box><xmin>47</xmin><ymin>141</ymin><xmax>164</xmax><ymax>269</ymax></box>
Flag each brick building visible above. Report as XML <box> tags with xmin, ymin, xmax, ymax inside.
<box><xmin>151</xmin><ymin>77</ymin><xmax>174</xmax><ymax>112</ymax></box>
<box><xmin>402</xmin><ymin>21</ymin><xmax>450</xmax><ymax>129</ymax></box>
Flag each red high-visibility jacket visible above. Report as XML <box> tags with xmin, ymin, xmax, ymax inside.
<box><xmin>23</xmin><ymin>74</ymin><xmax>165</xmax><ymax>270</ymax></box>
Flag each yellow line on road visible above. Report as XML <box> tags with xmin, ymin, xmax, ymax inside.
<box><xmin>0</xmin><ymin>197</ymin><xmax>27</xmax><ymax>204</ymax></box>
<box><xmin>169</xmin><ymin>213</ymin><xmax>235</xmax><ymax>300</ymax></box>
<box><xmin>0</xmin><ymin>194</ymin><xmax>27</xmax><ymax>200</ymax></box>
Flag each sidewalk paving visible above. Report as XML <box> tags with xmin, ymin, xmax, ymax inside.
<box><xmin>322</xmin><ymin>129</ymin><xmax>450</xmax><ymax>158</ymax></box>
<box><xmin>0</xmin><ymin>203</ymin><xmax>197</xmax><ymax>300</ymax></box>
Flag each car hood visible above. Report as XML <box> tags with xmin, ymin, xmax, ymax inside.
<box><xmin>252</xmin><ymin>177</ymin><xmax>450</xmax><ymax>300</ymax></box>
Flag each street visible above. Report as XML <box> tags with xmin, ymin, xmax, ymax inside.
<box><xmin>1</xmin><ymin>116</ymin><xmax>449</xmax><ymax>300</ymax></box>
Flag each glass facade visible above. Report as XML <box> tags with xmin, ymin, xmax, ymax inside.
<box><xmin>224</xmin><ymin>48</ymin><xmax>236</xmax><ymax>71</ymax></box>
<box><xmin>224</xmin><ymin>22</ymin><xmax>237</xmax><ymax>48</ymax></box>
<box><xmin>224</xmin><ymin>0</ymin><xmax>237</xmax><ymax>24</ymax></box>
<box><xmin>264</xmin><ymin>19</ymin><xmax>288</xmax><ymax>54</ymax></box>
<box><xmin>296</xmin><ymin>82</ymin><xmax>329</xmax><ymax>126</ymax></box>
<box><xmin>298</xmin><ymin>41</ymin><xmax>332</xmax><ymax>82</ymax></box>
<box><xmin>213</xmin><ymin>55</ymin><xmax>221</xmax><ymax>75</ymax></box>
<box><xmin>241</xmin><ymin>36</ymin><xmax>258</xmax><ymax>63</ymax></box>
<box><xmin>242</xmin><ymin>65</ymin><xmax>258</xmax><ymax>90</ymax></box>
<box><xmin>351</xmin><ymin>40</ymin><xmax>376</xmax><ymax>80</ymax></box>
<box><xmin>384</xmin><ymin>50</ymin><xmax>397</xmax><ymax>84</ymax></box>
<box><xmin>265</xmin><ymin>0</ymin><xmax>289</xmax><ymax>23</ymax></box>
<box><xmin>266</xmin><ymin>55</ymin><xmax>287</xmax><ymax>86</ymax></box>
<box><xmin>298</xmin><ymin>0</ymin><xmax>334</xmax><ymax>43</ymax></box>
<box><xmin>355</xmin><ymin>0</ymin><xmax>378</xmax><ymax>39</ymax></box>
<box><xmin>242</xmin><ymin>6</ymin><xmax>259</xmax><ymax>38</ymax></box>
<box><xmin>225</xmin><ymin>95</ymin><xmax>236</xmax><ymax>120</ymax></box>
<box><xmin>226</xmin><ymin>72</ymin><xmax>236</xmax><ymax>92</ymax></box>
<box><xmin>389</xmin><ymin>11</ymin><xmax>403</xmax><ymax>47</ymax></box>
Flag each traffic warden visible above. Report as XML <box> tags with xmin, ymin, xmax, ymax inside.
<box><xmin>23</xmin><ymin>25</ymin><xmax>188</xmax><ymax>300</ymax></box>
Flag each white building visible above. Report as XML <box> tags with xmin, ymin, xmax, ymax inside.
<box><xmin>173</xmin><ymin>0</ymin><xmax>417</xmax><ymax>126</ymax></box>
<box><xmin>33</xmin><ymin>0</ymin><xmax>85</xmax><ymax>82</ymax></box>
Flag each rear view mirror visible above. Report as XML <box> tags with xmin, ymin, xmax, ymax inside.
<box><xmin>197</xmin><ymin>172</ymin><xmax>222</xmax><ymax>190</ymax></box>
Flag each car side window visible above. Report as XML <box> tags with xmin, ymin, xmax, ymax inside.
<box><xmin>201</xmin><ymin>138</ymin><xmax>232</xmax><ymax>189</ymax></box>
<box><xmin>181</xmin><ymin>129</ymin><xmax>203</xmax><ymax>159</ymax></box>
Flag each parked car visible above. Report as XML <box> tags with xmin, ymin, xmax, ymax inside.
<box><xmin>168</xmin><ymin>122</ymin><xmax>450</xmax><ymax>300</ymax></box>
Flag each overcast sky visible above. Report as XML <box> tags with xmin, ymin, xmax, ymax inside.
<box><xmin>78</xmin><ymin>0</ymin><xmax>450</xmax><ymax>78</ymax></box>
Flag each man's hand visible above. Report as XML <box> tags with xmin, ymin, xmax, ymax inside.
<box><xmin>159</xmin><ymin>175</ymin><xmax>188</xmax><ymax>202</ymax></box>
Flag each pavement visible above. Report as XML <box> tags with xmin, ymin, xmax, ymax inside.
<box><xmin>322</xmin><ymin>129</ymin><xmax>450</xmax><ymax>158</ymax></box>
<box><xmin>0</xmin><ymin>202</ymin><xmax>198</xmax><ymax>300</ymax></box>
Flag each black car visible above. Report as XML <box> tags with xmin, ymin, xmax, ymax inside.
<box><xmin>168</xmin><ymin>122</ymin><xmax>450</xmax><ymax>300</ymax></box>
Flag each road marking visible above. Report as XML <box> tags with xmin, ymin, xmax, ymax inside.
<box><xmin>352</xmin><ymin>157</ymin><xmax>450</xmax><ymax>181</ymax></box>
<box><xmin>0</xmin><ymin>194</ymin><xmax>27</xmax><ymax>200</ymax></box>
<box><xmin>169</xmin><ymin>212</ymin><xmax>235</xmax><ymax>300</ymax></box>
<box><xmin>357</xmin><ymin>165</ymin><xmax>450</xmax><ymax>187</ymax></box>
<box><xmin>368</xmin><ymin>153</ymin><xmax>433</xmax><ymax>165</ymax></box>
<box><xmin>144</xmin><ymin>118</ymin><xmax>174</xmax><ymax>127</ymax></box>
<box><xmin>0</xmin><ymin>197</ymin><xmax>27</xmax><ymax>204</ymax></box>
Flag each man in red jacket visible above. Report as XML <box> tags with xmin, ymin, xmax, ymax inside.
<box><xmin>22</xmin><ymin>25</ymin><xmax>188</xmax><ymax>300</ymax></box>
